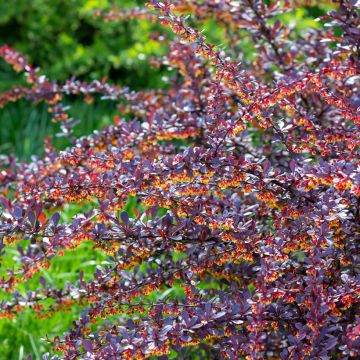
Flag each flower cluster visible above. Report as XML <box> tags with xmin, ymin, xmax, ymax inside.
<box><xmin>0</xmin><ymin>1</ymin><xmax>359</xmax><ymax>359</ymax></box>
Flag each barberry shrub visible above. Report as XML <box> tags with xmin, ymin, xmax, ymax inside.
<box><xmin>0</xmin><ymin>1</ymin><xmax>359</xmax><ymax>359</ymax></box>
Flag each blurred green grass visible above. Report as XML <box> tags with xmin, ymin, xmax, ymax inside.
<box><xmin>0</xmin><ymin>244</ymin><xmax>109</xmax><ymax>360</ymax></box>
<box><xmin>0</xmin><ymin>193</ymin><xmax>218</xmax><ymax>359</ymax></box>
<box><xmin>0</xmin><ymin>99</ymin><xmax>119</xmax><ymax>160</ymax></box>
<box><xmin>0</xmin><ymin>200</ymin><xmax>107</xmax><ymax>359</ymax></box>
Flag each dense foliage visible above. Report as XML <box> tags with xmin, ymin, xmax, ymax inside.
<box><xmin>0</xmin><ymin>0</ymin><xmax>359</xmax><ymax>359</ymax></box>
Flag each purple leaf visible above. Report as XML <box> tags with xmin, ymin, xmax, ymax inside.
<box><xmin>121</xmin><ymin>211</ymin><xmax>129</xmax><ymax>224</ymax></box>
<box><xmin>263</xmin><ymin>159</ymin><xmax>271</xmax><ymax>174</ymax></box>
<box><xmin>83</xmin><ymin>339</ymin><xmax>93</xmax><ymax>353</ymax></box>
<box><xmin>50</xmin><ymin>212</ymin><xmax>60</xmax><ymax>226</ymax></box>
<box><xmin>13</xmin><ymin>206</ymin><xmax>22</xmax><ymax>220</ymax></box>
<box><xmin>289</xmin><ymin>159</ymin><xmax>296</xmax><ymax>173</ymax></box>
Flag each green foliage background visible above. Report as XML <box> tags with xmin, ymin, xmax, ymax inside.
<box><xmin>0</xmin><ymin>0</ymin><xmax>167</xmax><ymax>159</ymax></box>
<box><xmin>0</xmin><ymin>0</ymin><xmax>162</xmax><ymax>84</ymax></box>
